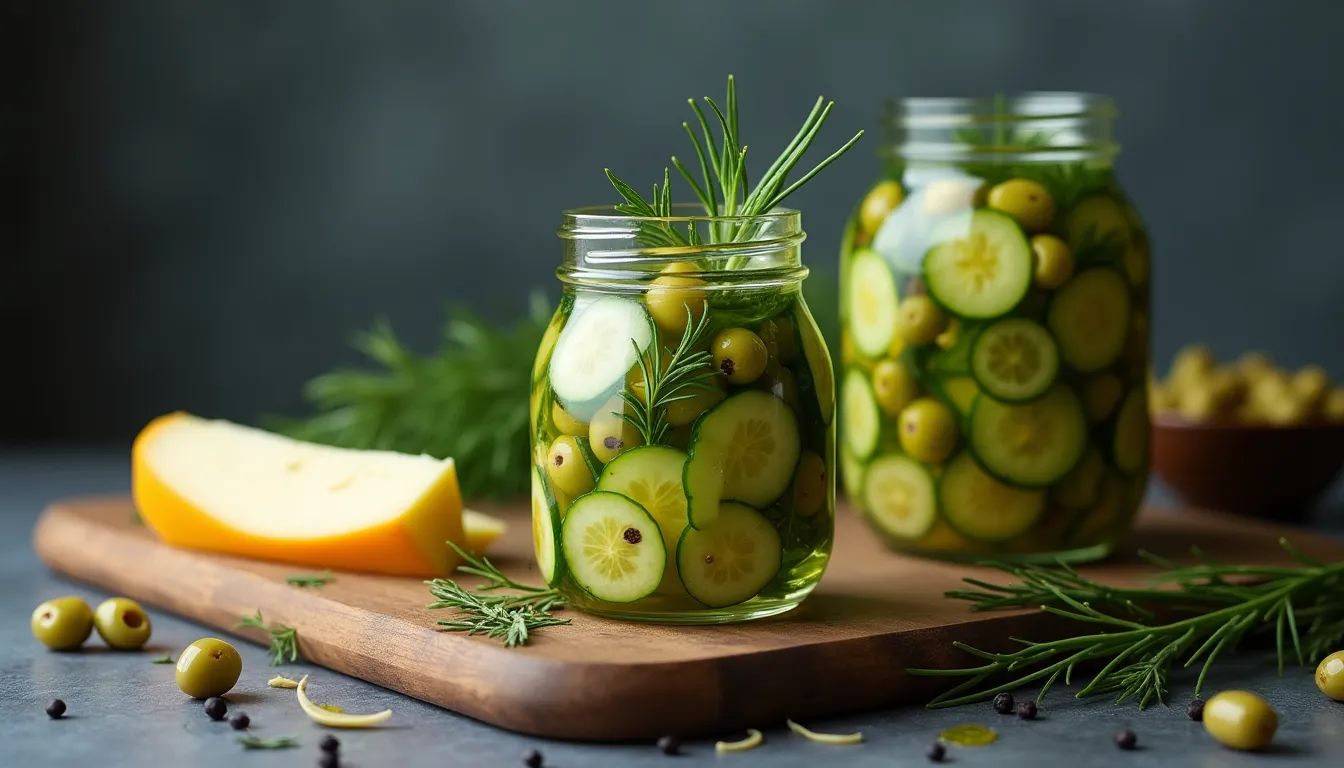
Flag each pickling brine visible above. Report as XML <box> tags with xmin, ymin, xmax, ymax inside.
<box><xmin>839</xmin><ymin>94</ymin><xmax>1150</xmax><ymax>563</ymax></box>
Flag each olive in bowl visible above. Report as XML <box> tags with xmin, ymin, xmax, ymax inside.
<box><xmin>93</xmin><ymin>597</ymin><xmax>153</xmax><ymax>650</ymax></box>
<box><xmin>31</xmin><ymin>596</ymin><xmax>94</xmax><ymax>651</ymax></box>
<box><xmin>176</xmin><ymin>638</ymin><xmax>242</xmax><ymax>699</ymax></box>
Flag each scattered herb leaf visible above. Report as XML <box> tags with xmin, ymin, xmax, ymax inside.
<box><xmin>235</xmin><ymin>611</ymin><xmax>300</xmax><ymax>665</ymax></box>
<box><xmin>786</xmin><ymin>719</ymin><xmax>863</xmax><ymax>745</ymax></box>
<box><xmin>268</xmin><ymin>675</ymin><xmax>300</xmax><ymax>689</ymax></box>
<box><xmin>150</xmin><ymin>654</ymin><xmax>174</xmax><ymax>664</ymax></box>
<box><xmin>237</xmin><ymin>734</ymin><xmax>300</xmax><ymax>750</ymax></box>
<box><xmin>716</xmin><ymin>729</ymin><xmax>764</xmax><ymax>753</ymax></box>
<box><xmin>286</xmin><ymin>571</ymin><xmax>336</xmax><ymax>588</ymax></box>
<box><xmin>426</xmin><ymin>543</ymin><xmax>569</xmax><ymax>648</ymax></box>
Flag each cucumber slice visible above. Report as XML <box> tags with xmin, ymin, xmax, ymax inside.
<box><xmin>1111</xmin><ymin>388</ymin><xmax>1149</xmax><ymax>474</ymax></box>
<box><xmin>560</xmin><ymin>491</ymin><xmax>666</xmax><ymax>603</ymax></box>
<box><xmin>923</xmin><ymin>209</ymin><xmax>1033</xmax><ymax>319</ymax></box>
<box><xmin>533</xmin><ymin>310</ymin><xmax>566</xmax><ymax>384</ymax></box>
<box><xmin>970</xmin><ymin>318</ymin><xmax>1059</xmax><ymax>402</ymax></box>
<box><xmin>840</xmin><ymin>446</ymin><xmax>865</xmax><ymax>501</ymax></box>
<box><xmin>1052</xmin><ymin>447</ymin><xmax>1104</xmax><ymax>511</ymax></box>
<box><xmin>1047</xmin><ymin>268</ymin><xmax>1131</xmax><ymax>373</ymax></box>
<box><xmin>860</xmin><ymin>454</ymin><xmax>937</xmax><ymax>540</ymax></box>
<box><xmin>1066</xmin><ymin>194</ymin><xmax>1130</xmax><ymax>267</ymax></box>
<box><xmin>683</xmin><ymin>391</ymin><xmax>801</xmax><ymax>528</ymax></box>
<box><xmin>795</xmin><ymin>300</ymin><xmax>835</xmax><ymax>425</ymax></box>
<box><xmin>597</xmin><ymin>446</ymin><xmax>690</xmax><ymax>595</ymax></box>
<box><xmin>969</xmin><ymin>385</ymin><xmax>1088</xmax><ymax>488</ymax></box>
<box><xmin>847</xmin><ymin>249</ymin><xmax>899</xmax><ymax>358</ymax></box>
<box><xmin>549</xmin><ymin>296</ymin><xmax>652</xmax><ymax>416</ymax></box>
<box><xmin>841</xmin><ymin>369</ymin><xmax>880</xmax><ymax>460</ymax></box>
<box><xmin>530</xmin><ymin>465</ymin><xmax>563</xmax><ymax>585</ymax></box>
<box><xmin>676</xmin><ymin>501</ymin><xmax>782</xmax><ymax>608</ymax></box>
<box><xmin>940</xmin><ymin>452</ymin><xmax>1046</xmax><ymax>542</ymax></box>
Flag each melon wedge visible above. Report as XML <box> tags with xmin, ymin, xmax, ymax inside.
<box><xmin>132</xmin><ymin>412</ymin><xmax>471</xmax><ymax>576</ymax></box>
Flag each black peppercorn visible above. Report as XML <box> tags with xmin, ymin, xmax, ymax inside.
<box><xmin>1187</xmin><ymin>698</ymin><xmax>1205</xmax><ymax>721</ymax></box>
<box><xmin>228</xmin><ymin>712</ymin><xmax>249</xmax><ymax>730</ymax></box>
<box><xmin>927</xmin><ymin>741</ymin><xmax>946</xmax><ymax>762</ymax></box>
<box><xmin>319</xmin><ymin>734</ymin><xmax>341</xmax><ymax>753</ymax></box>
<box><xmin>1015</xmin><ymin>700</ymin><xmax>1038</xmax><ymax>720</ymax></box>
<box><xmin>318</xmin><ymin>752</ymin><xmax>340</xmax><ymax>768</ymax></box>
<box><xmin>656</xmin><ymin>735</ymin><xmax>681</xmax><ymax>755</ymax></box>
<box><xmin>45</xmin><ymin>699</ymin><xmax>66</xmax><ymax>719</ymax></box>
<box><xmin>1115</xmin><ymin>729</ymin><xmax>1137</xmax><ymax>750</ymax></box>
<box><xmin>523</xmin><ymin>749</ymin><xmax>544</xmax><ymax>768</ymax></box>
<box><xmin>204</xmin><ymin>697</ymin><xmax>228</xmax><ymax>721</ymax></box>
<box><xmin>992</xmin><ymin>692</ymin><xmax>1015</xmax><ymax>714</ymax></box>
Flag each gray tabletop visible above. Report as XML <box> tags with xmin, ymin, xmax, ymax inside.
<box><xmin>3</xmin><ymin>449</ymin><xmax>1343</xmax><ymax>768</ymax></box>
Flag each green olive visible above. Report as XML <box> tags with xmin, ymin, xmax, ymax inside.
<box><xmin>757</xmin><ymin>316</ymin><xmax>798</xmax><ymax>365</ymax></box>
<box><xmin>1082</xmin><ymin>374</ymin><xmax>1123</xmax><ymax>423</ymax></box>
<box><xmin>793</xmin><ymin>451</ymin><xmax>827</xmax><ymax>517</ymax></box>
<box><xmin>1029</xmin><ymin>234</ymin><xmax>1074</xmax><ymax>289</ymax></box>
<box><xmin>859</xmin><ymin>180</ymin><xmax>904</xmax><ymax>236</ymax></box>
<box><xmin>550</xmin><ymin>403</ymin><xmax>588</xmax><ymax>436</ymax></box>
<box><xmin>646</xmin><ymin>263</ymin><xmax>707</xmax><ymax>336</ymax></box>
<box><xmin>175</xmin><ymin>638</ymin><xmax>243</xmax><ymax>699</ymax></box>
<box><xmin>31</xmin><ymin>596</ymin><xmax>94</xmax><ymax>651</ymax></box>
<box><xmin>1316</xmin><ymin>651</ymin><xmax>1344</xmax><ymax>701</ymax></box>
<box><xmin>871</xmin><ymin>359</ymin><xmax>918</xmax><ymax>416</ymax></box>
<box><xmin>895</xmin><ymin>295</ymin><xmax>948</xmax><ymax>346</ymax></box>
<box><xmin>711</xmin><ymin>328</ymin><xmax>769</xmax><ymax>385</ymax></box>
<box><xmin>1203</xmin><ymin>690</ymin><xmax>1278</xmax><ymax>751</ymax></box>
<box><xmin>666</xmin><ymin>378</ymin><xmax>726</xmax><ymax>426</ymax></box>
<box><xmin>589</xmin><ymin>395</ymin><xmax>644</xmax><ymax>463</ymax></box>
<box><xmin>545</xmin><ymin>435</ymin><xmax>596</xmax><ymax>497</ymax></box>
<box><xmin>757</xmin><ymin>359</ymin><xmax>800</xmax><ymax>410</ymax></box>
<box><xmin>986</xmin><ymin>178</ymin><xmax>1056</xmax><ymax>232</ymax></box>
<box><xmin>93</xmin><ymin>597</ymin><xmax>152</xmax><ymax>650</ymax></box>
<box><xmin>897</xmin><ymin>398</ymin><xmax>958</xmax><ymax>464</ymax></box>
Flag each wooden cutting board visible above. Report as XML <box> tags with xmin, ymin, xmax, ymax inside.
<box><xmin>33</xmin><ymin>496</ymin><xmax>1344</xmax><ymax>742</ymax></box>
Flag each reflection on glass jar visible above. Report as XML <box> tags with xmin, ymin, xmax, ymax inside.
<box><xmin>531</xmin><ymin>206</ymin><xmax>834</xmax><ymax>623</ymax></box>
<box><xmin>839</xmin><ymin>93</ymin><xmax>1150</xmax><ymax>563</ymax></box>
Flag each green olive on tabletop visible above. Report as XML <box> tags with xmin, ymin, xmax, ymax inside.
<box><xmin>793</xmin><ymin>451</ymin><xmax>827</xmax><ymax>518</ymax></box>
<box><xmin>1203</xmin><ymin>690</ymin><xmax>1278</xmax><ymax>751</ymax></box>
<box><xmin>545</xmin><ymin>436</ymin><xmax>596</xmax><ymax>497</ymax></box>
<box><xmin>897</xmin><ymin>398</ymin><xmax>958</xmax><ymax>464</ymax></box>
<box><xmin>757</xmin><ymin>359</ymin><xmax>800</xmax><ymax>410</ymax></box>
<box><xmin>550</xmin><ymin>403</ymin><xmax>588</xmax><ymax>436</ymax></box>
<box><xmin>711</xmin><ymin>328</ymin><xmax>769</xmax><ymax>385</ymax></box>
<box><xmin>93</xmin><ymin>597</ymin><xmax>152</xmax><ymax>650</ymax></box>
<box><xmin>895</xmin><ymin>295</ymin><xmax>948</xmax><ymax>346</ymax></box>
<box><xmin>646</xmin><ymin>262</ymin><xmax>707</xmax><ymax>336</ymax></box>
<box><xmin>666</xmin><ymin>378</ymin><xmax>726</xmax><ymax>426</ymax></box>
<box><xmin>175</xmin><ymin>638</ymin><xmax>243</xmax><ymax>699</ymax></box>
<box><xmin>1316</xmin><ymin>651</ymin><xmax>1344</xmax><ymax>701</ymax></box>
<box><xmin>31</xmin><ymin>596</ymin><xmax>94</xmax><ymax>651</ymax></box>
<box><xmin>859</xmin><ymin>180</ymin><xmax>904</xmax><ymax>236</ymax></box>
<box><xmin>1029</xmin><ymin>234</ymin><xmax>1074</xmax><ymax>290</ymax></box>
<box><xmin>871</xmin><ymin>359</ymin><xmax>918</xmax><ymax>416</ymax></box>
<box><xmin>589</xmin><ymin>395</ymin><xmax>644</xmax><ymax>463</ymax></box>
<box><xmin>986</xmin><ymin>178</ymin><xmax>1056</xmax><ymax>232</ymax></box>
<box><xmin>757</xmin><ymin>315</ymin><xmax>798</xmax><ymax>365</ymax></box>
<box><xmin>1082</xmin><ymin>374</ymin><xmax>1123</xmax><ymax>423</ymax></box>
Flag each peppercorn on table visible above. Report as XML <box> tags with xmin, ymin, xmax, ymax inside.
<box><xmin>7</xmin><ymin>450</ymin><xmax>1344</xmax><ymax>765</ymax></box>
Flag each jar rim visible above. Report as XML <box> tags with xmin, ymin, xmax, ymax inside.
<box><xmin>560</xmin><ymin>204</ymin><xmax>800</xmax><ymax>228</ymax></box>
<box><xmin>888</xmin><ymin>92</ymin><xmax>1118</xmax><ymax>125</ymax></box>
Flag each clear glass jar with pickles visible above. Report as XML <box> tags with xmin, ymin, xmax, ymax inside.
<box><xmin>839</xmin><ymin>93</ymin><xmax>1150</xmax><ymax>563</ymax></box>
<box><xmin>530</xmin><ymin>206</ymin><xmax>835</xmax><ymax>623</ymax></box>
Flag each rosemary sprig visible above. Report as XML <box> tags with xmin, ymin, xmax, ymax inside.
<box><xmin>617</xmin><ymin>307</ymin><xmax>717</xmax><ymax>446</ymax></box>
<box><xmin>426</xmin><ymin>543</ymin><xmax>569</xmax><ymax>648</ymax></box>
<box><xmin>911</xmin><ymin>538</ymin><xmax>1344</xmax><ymax>709</ymax></box>
<box><xmin>237</xmin><ymin>734</ymin><xmax>300</xmax><ymax>750</ymax></box>
<box><xmin>286</xmin><ymin>571</ymin><xmax>336</xmax><ymax>588</ymax></box>
<box><xmin>236</xmin><ymin>611</ymin><xmax>300</xmax><ymax>666</ymax></box>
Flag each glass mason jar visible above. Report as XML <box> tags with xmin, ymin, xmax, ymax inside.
<box><xmin>530</xmin><ymin>206</ymin><xmax>835</xmax><ymax>623</ymax></box>
<box><xmin>838</xmin><ymin>93</ymin><xmax>1150</xmax><ymax>563</ymax></box>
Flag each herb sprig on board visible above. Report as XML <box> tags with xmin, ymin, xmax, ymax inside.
<box><xmin>236</xmin><ymin>611</ymin><xmax>300</xmax><ymax>666</ymax></box>
<box><xmin>237</xmin><ymin>734</ymin><xmax>300</xmax><ymax>750</ymax></box>
<box><xmin>286</xmin><ymin>571</ymin><xmax>336</xmax><ymax>589</ymax></box>
<box><xmin>426</xmin><ymin>543</ymin><xmax>569</xmax><ymax>648</ymax></box>
<box><xmin>910</xmin><ymin>539</ymin><xmax>1344</xmax><ymax>709</ymax></box>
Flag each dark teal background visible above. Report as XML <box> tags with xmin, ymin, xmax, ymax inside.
<box><xmin>5</xmin><ymin>0</ymin><xmax>1343</xmax><ymax>441</ymax></box>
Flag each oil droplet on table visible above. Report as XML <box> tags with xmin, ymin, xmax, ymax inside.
<box><xmin>938</xmin><ymin>724</ymin><xmax>999</xmax><ymax>746</ymax></box>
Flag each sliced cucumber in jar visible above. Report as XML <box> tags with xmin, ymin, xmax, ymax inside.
<box><xmin>596</xmin><ymin>446</ymin><xmax>690</xmax><ymax>594</ymax></box>
<box><xmin>530</xmin><ymin>465</ymin><xmax>563</xmax><ymax>585</ymax></box>
<box><xmin>549</xmin><ymin>296</ymin><xmax>653</xmax><ymax>417</ymax></box>
<box><xmin>1052</xmin><ymin>447</ymin><xmax>1104</xmax><ymax>511</ymax></box>
<box><xmin>1065</xmin><ymin>194</ymin><xmax>1131</xmax><ymax>266</ymax></box>
<box><xmin>560</xmin><ymin>491</ymin><xmax>666</xmax><ymax>603</ymax></box>
<box><xmin>840</xmin><ymin>446</ymin><xmax>865</xmax><ymax>501</ymax></box>
<box><xmin>795</xmin><ymin>300</ymin><xmax>835</xmax><ymax>424</ymax></box>
<box><xmin>860</xmin><ymin>454</ymin><xmax>937</xmax><ymax>540</ymax></box>
<box><xmin>1111</xmin><ymin>388</ymin><xmax>1149</xmax><ymax>474</ymax></box>
<box><xmin>676</xmin><ymin>501</ymin><xmax>782</xmax><ymax>608</ymax></box>
<box><xmin>923</xmin><ymin>209</ymin><xmax>1033</xmax><ymax>320</ymax></box>
<box><xmin>683</xmin><ymin>391</ymin><xmax>801</xmax><ymax>529</ymax></box>
<box><xmin>841</xmin><ymin>369</ymin><xmax>880</xmax><ymax>460</ymax></box>
<box><xmin>847</xmin><ymin>250</ymin><xmax>900</xmax><ymax>358</ymax></box>
<box><xmin>940</xmin><ymin>452</ymin><xmax>1046</xmax><ymax>542</ymax></box>
<box><xmin>1047</xmin><ymin>268</ymin><xmax>1131</xmax><ymax>373</ymax></box>
<box><xmin>970</xmin><ymin>318</ymin><xmax>1059</xmax><ymax>403</ymax></box>
<box><xmin>968</xmin><ymin>385</ymin><xmax>1088</xmax><ymax>488</ymax></box>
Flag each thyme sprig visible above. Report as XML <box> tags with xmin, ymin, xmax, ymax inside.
<box><xmin>910</xmin><ymin>539</ymin><xmax>1344</xmax><ymax>709</ymax></box>
<box><xmin>236</xmin><ymin>611</ymin><xmax>300</xmax><ymax>666</ymax></box>
<box><xmin>237</xmin><ymin>734</ymin><xmax>300</xmax><ymax>750</ymax></box>
<box><xmin>618</xmin><ymin>307</ymin><xmax>717</xmax><ymax>446</ymax></box>
<box><xmin>426</xmin><ymin>543</ymin><xmax>569</xmax><ymax>648</ymax></box>
<box><xmin>286</xmin><ymin>571</ymin><xmax>336</xmax><ymax>588</ymax></box>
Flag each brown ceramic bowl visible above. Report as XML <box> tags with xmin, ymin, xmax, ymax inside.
<box><xmin>1150</xmin><ymin>415</ymin><xmax>1344</xmax><ymax>521</ymax></box>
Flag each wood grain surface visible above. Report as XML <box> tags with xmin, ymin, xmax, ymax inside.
<box><xmin>32</xmin><ymin>496</ymin><xmax>1344</xmax><ymax>742</ymax></box>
